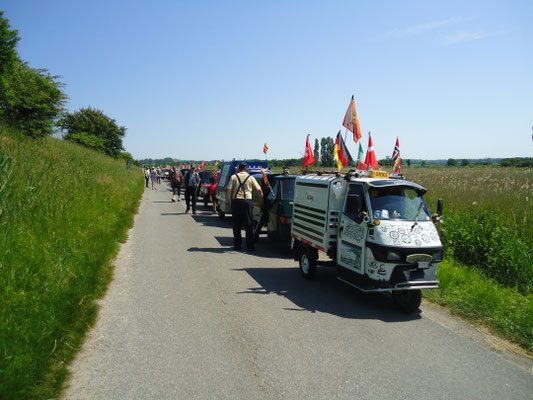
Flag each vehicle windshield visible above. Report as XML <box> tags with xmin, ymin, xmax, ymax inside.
<box><xmin>201</xmin><ymin>172</ymin><xmax>214</xmax><ymax>184</ymax></box>
<box><xmin>368</xmin><ymin>186</ymin><xmax>431</xmax><ymax>221</ymax></box>
<box><xmin>280</xmin><ymin>179</ymin><xmax>295</xmax><ymax>200</ymax></box>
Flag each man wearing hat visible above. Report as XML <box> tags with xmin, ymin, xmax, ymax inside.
<box><xmin>227</xmin><ymin>162</ymin><xmax>263</xmax><ymax>251</ymax></box>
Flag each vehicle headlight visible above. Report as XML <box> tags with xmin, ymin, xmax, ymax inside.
<box><xmin>388</xmin><ymin>251</ymin><xmax>401</xmax><ymax>261</ymax></box>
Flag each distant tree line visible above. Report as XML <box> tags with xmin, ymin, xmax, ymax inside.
<box><xmin>0</xmin><ymin>12</ymin><xmax>127</xmax><ymax>159</ymax></box>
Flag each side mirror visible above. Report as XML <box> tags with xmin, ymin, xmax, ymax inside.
<box><xmin>436</xmin><ymin>198</ymin><xmax>443</xmax><ymax>217</ymax></box>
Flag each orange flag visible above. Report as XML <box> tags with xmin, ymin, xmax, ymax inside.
<box><xmin>342</xmin><ymin>95</ymin><xmax>362</xmax><ymax>143</ymax></box>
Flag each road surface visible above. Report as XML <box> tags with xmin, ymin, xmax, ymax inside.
<box><xmin>64</xmin><ymin>181</ymin><xmax>533</xmax><ymax>399</ymax></box>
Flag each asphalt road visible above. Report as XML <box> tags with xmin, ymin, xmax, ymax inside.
<box><xmin>64</xmin><ymin>181</ymin><xmax>533</xmax><ymax>400</ymax></box>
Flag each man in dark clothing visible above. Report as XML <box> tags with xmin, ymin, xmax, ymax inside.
<box><xmin>226</xmin><ymin>162</ymin><xmax>263</xmax><ymax>251</ymax></box>
<box><xmin>184</xmin><ymin>166</ymin><xmax>200</xmax><ymax>214</ymax></box>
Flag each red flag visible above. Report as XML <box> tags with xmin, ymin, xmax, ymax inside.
<box><xmin>342</xmin><ymin>95</ymin><xmax>362</xmax><ymax>143</ymax></box>
<box><xmin>201</xmin><ymin>160</ymin><xmax>205</xmax><ymax>169</ymax></box>
<box><xmin>364</xmin><ymin>132</ymin><xmax>379</xmax><ymax>169</ymax></box>
<box><xmin>303</xmin><ymin>135</ymin><xmax>315</xmax><ymax>168</ymax></box>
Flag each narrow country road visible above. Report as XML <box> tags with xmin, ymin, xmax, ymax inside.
<box><xmin>64</xmin><ymin>181</ymin><xmax>533</xmax><ymax>400</ymax></box>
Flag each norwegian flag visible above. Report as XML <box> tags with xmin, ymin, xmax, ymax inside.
<box><xmin>391</xmin><ymin>137</ymin><xmax>401</xmax><ymax>173</ymax></box>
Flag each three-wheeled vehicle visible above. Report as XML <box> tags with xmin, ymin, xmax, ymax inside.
<box><xmin>252</xmin><ymin>172</ymin><xmax>298</xmax><ymax>242</ymax></box>
<box><xmin>215</xmin><ymin>160</ymin><xmax>270</xmax><ymax>218</ymax></box>
<box><xmin>198</xmin><ymin>169</ymin><xmax>217</xmax><ymax>206</ymax></box>
<box><xmin>291</xmin><ymin>169</ymin><xmax>443</xmax><ymax>313</ymax></box>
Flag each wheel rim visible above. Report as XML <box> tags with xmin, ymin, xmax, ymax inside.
<box><xmin>301</xmin><ymin>254</ymin><xmax>310</xmax><ymax>274</ymax></box>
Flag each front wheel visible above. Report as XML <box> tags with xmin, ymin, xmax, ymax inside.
<box><xmin>298</xmin><ymin>247</ymin><xmax>317</xmax><ymax>279</ymax></box>
<box><xmin>392</xmin><ymin>290</ymin><xmax>421</xmax><ymax>313</ymax></box>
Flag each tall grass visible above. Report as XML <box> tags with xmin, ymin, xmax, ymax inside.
<box><xmin>404</xmin><ymin>166</ymin><xmax>533</xmax><ymax>294</ymax></box>
<box><xmin>0</xmin><ymin>126</ymin><xmax>144</xmax><ymax>399</ymax></box>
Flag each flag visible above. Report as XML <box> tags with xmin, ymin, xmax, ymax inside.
<box><xmin>357</xmin><ymin>141</ymin><xmax>367</xmax><ymax>170</ymax></box>
<box><xmin>364</xmin><ymin>132</ymin><xmax>379</xmax><ymax>169</ymax></box>
<box><xmin>260</xmin><ymin>167</ymin><xmax>269</xmax><ymax>185</ymax></box>
<box><xmin>333</xmin><ymin>131</ymin><xmax>353</xmax><ymax>171</ymax></box>
<box><xmin>303</xmin><ymin>134</ymin><xmax>315</xmax><ymax>168</ymax></box>
<box><xmin>263</xmin><ymin>143</ymin><xmax>269</xmax><ymax>154</ymax></box>
<box><xmin>342</xmin><ymin>95</ymin><xmax>362</xmax><ymax>143</ymax></box>
<box><xmin>391</xmin><ymin>137</ymin><xmax>401</xmax><ymax>173</ymax></box>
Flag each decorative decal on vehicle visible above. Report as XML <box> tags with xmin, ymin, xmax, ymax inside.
<box><xmin>340</xmin><ymin>242</ymin><xmax>362</xmax><ymax>272</ymax></box>
<box><xmin>344</xmin><ymin>220</ymin><xmax>364</xmax><ymax>242</ymax></box>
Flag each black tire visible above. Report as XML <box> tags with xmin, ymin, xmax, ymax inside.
<box><xmin>392</xmin><ymin>290</ymin><xmax>422</xmax><ymax>313</ymax></box>
<box><xmin>298</xmin><ymin>246</ymin><xmax>317</xmax><ymax>279</ymax></box>
<box><xmin>204</xmin><ymin>196</ymin><xmax>208</xmax><ymax>207</ymax></box>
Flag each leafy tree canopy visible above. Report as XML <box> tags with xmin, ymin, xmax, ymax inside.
<box><xmin>0</xmin><ymin>12</ymin><xmax>66</xmax><ymax>138</ymax></box>
<box><xmin>59</xmin><ymin>107</ymin><xmax>126</xmax><ymax>157</ymax></box>
<box><xmin>0</xmin><ymin>11</ymin><xmax>19</xmax><ymax>76</ymax></box>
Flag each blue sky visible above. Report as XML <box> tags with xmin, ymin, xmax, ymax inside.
<box><xmin>3</xmin><ymin>0</ymin><xmax>533</xmax><ymax>161</ymax></box>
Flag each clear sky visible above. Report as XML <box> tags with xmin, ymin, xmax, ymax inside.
<box><xmin>3</xmin><ymin>0</ymin><xmax>533</xmax><ymax>161</ymax></box>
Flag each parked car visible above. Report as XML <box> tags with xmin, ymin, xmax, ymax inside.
<box><xmin>200</xmin><ymin>170</ymin><xmax>220</xmax><ymax>206</ymax></box>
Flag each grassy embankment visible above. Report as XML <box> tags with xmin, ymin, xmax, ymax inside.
<box><xmin>404</xmin><ymin>167</ymin><xmax>532</xmax><ymax>352</ymax></box>
<box><xmin>0</xmin><ymin>125</ymin><xmax>144</xmax><ymax>399</ymax></box>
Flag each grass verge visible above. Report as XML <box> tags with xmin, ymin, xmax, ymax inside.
<box><xmin>0</xmin><ymin>127</ymin><xmax>144</xmax><ymax>399</ymax></box>
<box><xmin>424</xmin><ymin>258</ymin><xmax>533</xmax><ymax>353</ymax></box>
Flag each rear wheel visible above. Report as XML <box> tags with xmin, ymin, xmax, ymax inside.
<box><xmin>298</xmin><ymin>246</ymin><xmax>317</xmax><ymax>279</ymax></box>
<box><xmin>392</xmin><ymin>290</ymin><xmax>421</xmax><ymax>313</ymax></box>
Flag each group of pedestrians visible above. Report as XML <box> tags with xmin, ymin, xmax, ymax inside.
<box><xmin>146</xmin><ymin>162</ymin><xmax>263</xmax><ymax>252</ymax></box>
<box><xmin>166</xmin><ymin>166</ymin><xmax>200</xmax><ymax>214</ymax></box>
<box><xmin>144</xmin><ymin>167</ymin><xmax>159</xmax><ymax>190</ymax></box>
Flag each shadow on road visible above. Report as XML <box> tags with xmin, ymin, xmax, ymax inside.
<box><xmin>187</xmin><ymin>235</ymin><xmax>293</xmax><ymax>259</ymax></box>
<box><xmin>160</xmin><ymin>212</ymin><xmax>186</xmax><ymax>216</ymax></box>
<box><xmin>191</xmin><ymin>213</ymin><xmax>232</xmax><ymax>228</ymax></box>
<box><xmin>234</xmin><ymin>265</ymin><xmax>421</xmax><ymax>322</ymax></box>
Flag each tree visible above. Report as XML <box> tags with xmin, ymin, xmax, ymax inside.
<box><xmin>0</xmin><ymin>11</ymin><xmax>19</xmax><ymax>77</ymax></box>
<box><xmin>314</xmin><ymin>138</ymin><xmax>320</xmax><ymax>166</ymax></box>
<box><xmin>406</xmin><ymin>159</ymin><xmax>411</xmax><ymax>166</ymax></box>
<box><xmin>461</xmin><ymin>159</ymin><xmax>469</xmax><ymax>167</ymax></box>
<box><xmin>320</xmin><ymin>137</ymin><xmax>335</xmax><ymax>167</ymax></box>
<box><xmin>59</xmin><ymin>107</ymin><xmax>126</xmax><ymax>157</ymax></box>
<box><xmin>447</xmin><ymin>158</ymin><xmax>457</xmax><ymax>166</ymax></box>
<box><xmin>0</xmin><ymin>13</ymin><xmax>66</xmax><ymax>138</ymax></box>
<box><xmin>421</xmin><ymin>160</ymin><xmax>427</xmax><ymax>167</ymax></box>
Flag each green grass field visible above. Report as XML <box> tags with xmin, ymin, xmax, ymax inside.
<box><xmin>403</xmin><ymin>166</ymin><xmax>532</xmax><ymax>351</ymax></box>
<box><xmin>0</xmin><ymin>126</ymin><xmax>144</xmax><ymax>399</ymax></box>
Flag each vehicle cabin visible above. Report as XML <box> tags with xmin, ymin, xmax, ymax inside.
<box><xmin>215</xmin><ymin>160</ymin><xmax>269</xmax><ymax>218</ymax></box>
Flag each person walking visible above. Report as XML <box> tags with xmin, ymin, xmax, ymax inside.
<box><xmin>144</xmin><ymin>168</ymin><xmax>150</xmax><ymax>188</ymax></box>
<box><xmin>157</xmin><ymin>167</ymin><xmax>162</xmax><ymax>184</ymax></box>
<box><xmin>184</xmin><ymin>166</ymin><xmax>200</xmax><ymax>213</ymax></box>
<box><xmin>226</xmin><ymin>162</ymin><xmax>263</xmax><ymax>251</ymax></box>
<box><xmin>170</xmin><ymin>167</ymin><xmax>183</xmax><ymax>202</ymax></box>
<box><xmin>210</xmin><ymin>171</ymin><xmax>218</xmax><ymax>214</ymax></box>
<box><xmin>150</xmin><ymin>167</ymin><xmax>158</xmax><ymax>190</ymax></box>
